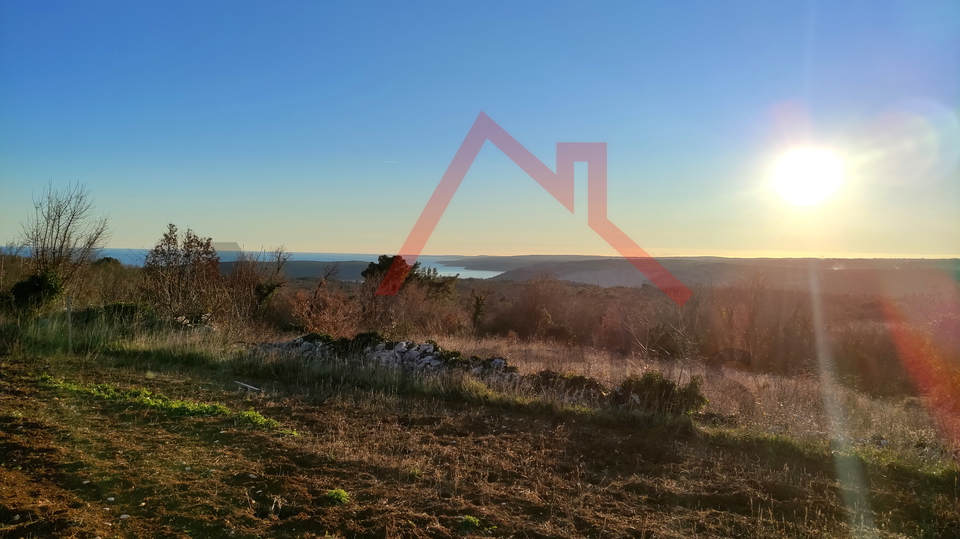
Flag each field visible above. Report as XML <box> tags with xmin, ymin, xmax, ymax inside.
<box><xmin>2</xmin><ymin>318</ymin><xmax>959</xmax><ymax>539</ymax></box>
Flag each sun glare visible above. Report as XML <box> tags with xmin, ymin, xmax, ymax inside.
<box><xmin>771</xmin><ymin>147</ymin><xmax>845</xmax><ymax>206</ymax></box>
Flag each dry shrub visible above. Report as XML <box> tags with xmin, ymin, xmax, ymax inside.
<box><xmin>72</xmin><ymin>257</ymin><xmax>139</xmax><ymax>307</ymax></box>
<box><xmin>696</xmin><ymin>275</ymin><xmax>816</xmax><ymax>374</ymax></box>
<box><xmin>219</xmin><ymin>249</ymin><xmax>289</xmax><ymax>332</ymax></box>
<box><xmin>290</xmin><ymin>281</ymin><xmax>364</xmax><ymax>338</ymax></box>
<box><xmin>0</xmin><ymin>250</ymin><xmax>31</xmax><ymax>294</ymax></box>
<box><xmin>482</xmin><ymin>276</ymin><xmax>607</xmax><ymax>346</ymax></box>
<box><xmin>139</xmin><ymin>224</ymin><xmax>223</xmax><ymax>322</ymax></box>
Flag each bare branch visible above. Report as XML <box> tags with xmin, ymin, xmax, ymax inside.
<box><xmin>17</xmin><ymin>181</ymin><xmax>111</xmax><ymax>287</ymax></box>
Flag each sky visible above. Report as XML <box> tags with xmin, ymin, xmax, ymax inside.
<box><xmin>1</xmin><ymin>1</ymin><xmax>959</xmax><ymax>258</ymax></box>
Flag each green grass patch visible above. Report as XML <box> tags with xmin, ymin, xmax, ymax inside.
<box><xmin>235</xmin><ymin>408</ymin><xmax>299</xmax><ymax>437</ymax></box>
<box><xmin>38</xmin><ymin>374</ymin><xmax>297</xmax><ymax>435</ymax></box>
<box><xmin>324</xmin><ymin>488</ymin><xmax>350</xmax><ymax>505</ymax></box>
<box><xmin>456</xmin><ymin>515</ymin><xmax>495</xmax><ymax>535</ymax></box>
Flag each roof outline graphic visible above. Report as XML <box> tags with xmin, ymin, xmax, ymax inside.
<box><xmin>376</xmin><ymin>111</ymin><xmax>692</xmax><ymax>306</ymax></box>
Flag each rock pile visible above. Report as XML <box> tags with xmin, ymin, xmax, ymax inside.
<box><xmin>252</xmin><ymin>333</ymin><xmax>519</xmax><ymax>378</ymax></box>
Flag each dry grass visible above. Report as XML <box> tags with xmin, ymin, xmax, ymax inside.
<box><xmin>430</xmin><ymin>335</ymin><xmax>956</xmax><ymax>473</ymax></box>
<box><xmin>3</xmin><ymin>348</ymin><xmax>959</xmax><ymax>538</ymax></box>
<box><xmin>1</xmin><ymin>318</ymin><xmax>958</xmax><ymax>537</ymax></box>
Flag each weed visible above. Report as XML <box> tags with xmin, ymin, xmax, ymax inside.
<box><xmin>235</xmin><ymin>408</ymin><xmax>280</xmax><ymax>429</ymax></box>
<box><xmin>324</xmin><ymin>488</ymin><xmax>350</xmax><ymax>505</ymax></box>
<box><xmin>457</xmin><ymin>515</ymin><xmax>495</xmax><ymax>535</ymax></box>
<box><xmin>40</xmin><ymin>376</ymin><xmax>231</xmax><ymax>417</ymax></box>
<box><xmin>39</xmin><ymin>375</ymin><xmax>298</xmax><ymax>435</ymax></box>
<box><xmin>459</xmin><ymin>515</ymin><xmax>481</xmax><ymax>532</ymax></box>
<box><xmin>234</xmin><ymin>408</ymin><xmax>299</xmax><ymax>436</ymax></box>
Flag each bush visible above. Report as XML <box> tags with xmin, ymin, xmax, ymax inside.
<box><xmin>609</xmin><ymin>371</ymin><xmax>708</xmax><ymax>415</ymax></box>
<box><xmin>10</xmin><ymin>271</ymin><xmax>63</xmax><ymax>312</ymax></box>
<box><xmin>140</xmin><ymin>224</ymin><xmax>222</xmax><ymax>321</ymax></box>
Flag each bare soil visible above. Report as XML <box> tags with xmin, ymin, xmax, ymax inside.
<box><xmin>1</xmin><ymin>356</ymin><xmax>957</xmax><ymax>538</ymax></box>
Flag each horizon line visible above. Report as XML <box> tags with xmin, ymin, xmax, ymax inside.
<box><xmin>96</xmin><ymin>247</ymin><xmax>960</xmax><ymax>261</ymax></box>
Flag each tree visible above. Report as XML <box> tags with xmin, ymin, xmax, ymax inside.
<box><xmin>140</xmin><ymin>224</ymin><xmax>222</xmax><ymax>321</ymax></box>
<box><xmin>17</xmin><ymin>182</ymin><xmax>111</xmax><ymax>288</ymax></box>
<box><xmin>361</xmin><ymin>255</ymin><xmax>458</xmax><ymax>302</ymax></box>
<box><xmin>361</xmin><ymin>255</ymin><xmax>420</xmax><ymax>283</ymax></box>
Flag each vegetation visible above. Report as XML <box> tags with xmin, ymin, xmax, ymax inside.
<box><xmin>9</xmin><ymin>270</ymin><xmax>63</xmax><ymax>313</ymax></box>
<box><xmin>15</xmin><ymin>181</ymin><xmax>110</xmax><ymax>289</ymax></box>
<box><xmin>1</xmin><ymin>188</ymin><xmax>958</xmax><ymax>537</ymax></box>
<box><xmin>324</xmin><ymin>489</ymin><xmax>351</xmax><ymax>506</ymax></box>
<box><xmin>140</xmin><ymin>224</ymin><xmax>224</xmax><ymax>322</ymax></box>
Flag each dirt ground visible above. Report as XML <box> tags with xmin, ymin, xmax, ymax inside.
<box><xmin>1</xmin><ymin>356</ymin><xmax>957</xmax><ymax>539</ymax></box>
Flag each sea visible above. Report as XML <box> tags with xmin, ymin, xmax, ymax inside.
<box><xmin>98</xmin><ymin>249</ymin><xmax>501</xmax><ymax>279</ymax></box>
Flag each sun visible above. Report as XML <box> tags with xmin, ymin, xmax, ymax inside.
<box><xmin>771</xmin><ymin>147</ymin><xmax>845</xmax><ymax>206</ymax></box>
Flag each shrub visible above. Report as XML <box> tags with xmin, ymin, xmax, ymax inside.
<box><xmin>609</xmin><ymin>371</ymin><xmax>708</xmax><ymax>415</ymax></box>
<box><xmin>140</xmin><ymin>224</ymin><xmax>222</xmax><ymax>321</ymax></box>
<box><xmin>221</xmin><ymin>248</ymin><xmax>289</xmax><ymax>327</ymax></box>
<box><xmin>10</xmin><ymin>271</ymin><xmax>63</xmax><ymax>312</ymax></box>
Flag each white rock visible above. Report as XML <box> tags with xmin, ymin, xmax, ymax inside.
<box><xmin>491</xmin><ymin>358</ymin><xmax>506</xmax><ymax>369</ymax></box>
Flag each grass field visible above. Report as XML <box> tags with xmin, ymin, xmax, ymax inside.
<box><xmin>1</xmin><ymin>318</ymin><xmax>958</xmax><ymax>538</ymax></box>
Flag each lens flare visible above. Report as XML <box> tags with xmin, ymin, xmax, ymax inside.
<box><xmin>856</xmin><ymin>100</ymin><xmax>960</xmax><ymax>187</ymax></box>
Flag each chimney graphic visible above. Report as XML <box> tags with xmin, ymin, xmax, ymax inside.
<box><xmin>377</xmin><ymin>112</ymin><xmax>692</xmax><ymax>307</ymax></box>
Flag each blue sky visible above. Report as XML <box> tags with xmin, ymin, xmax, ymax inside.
<box><xmin>1</xmin><ymin>1</ymin><xmax>958</xmax><ymax>257</ymax></box>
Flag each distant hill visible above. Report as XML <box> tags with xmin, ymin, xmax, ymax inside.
<box><xmin>447</xmin><ymin>256</ymin><xmax>960</xmax><ymax>296</ymax></box>
<box><xmin>221</xmin><ymin>256</ymin><xmax>960</xmax><ymax>296</ymax></box>
<box><xmin>220</xmin><ymin>260</ymin><xmax>371</xmax><ymax>281</ymax></box>
<box><xmin>436</xmin><ymin>255</ymin><xmax>620</xmax><ymax>272</ymax></box>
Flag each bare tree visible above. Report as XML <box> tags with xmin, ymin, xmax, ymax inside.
<box><xmin>18</xmin><ymin>182</ymin><xmax>110</xmax><ymax>287</ymax></box>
